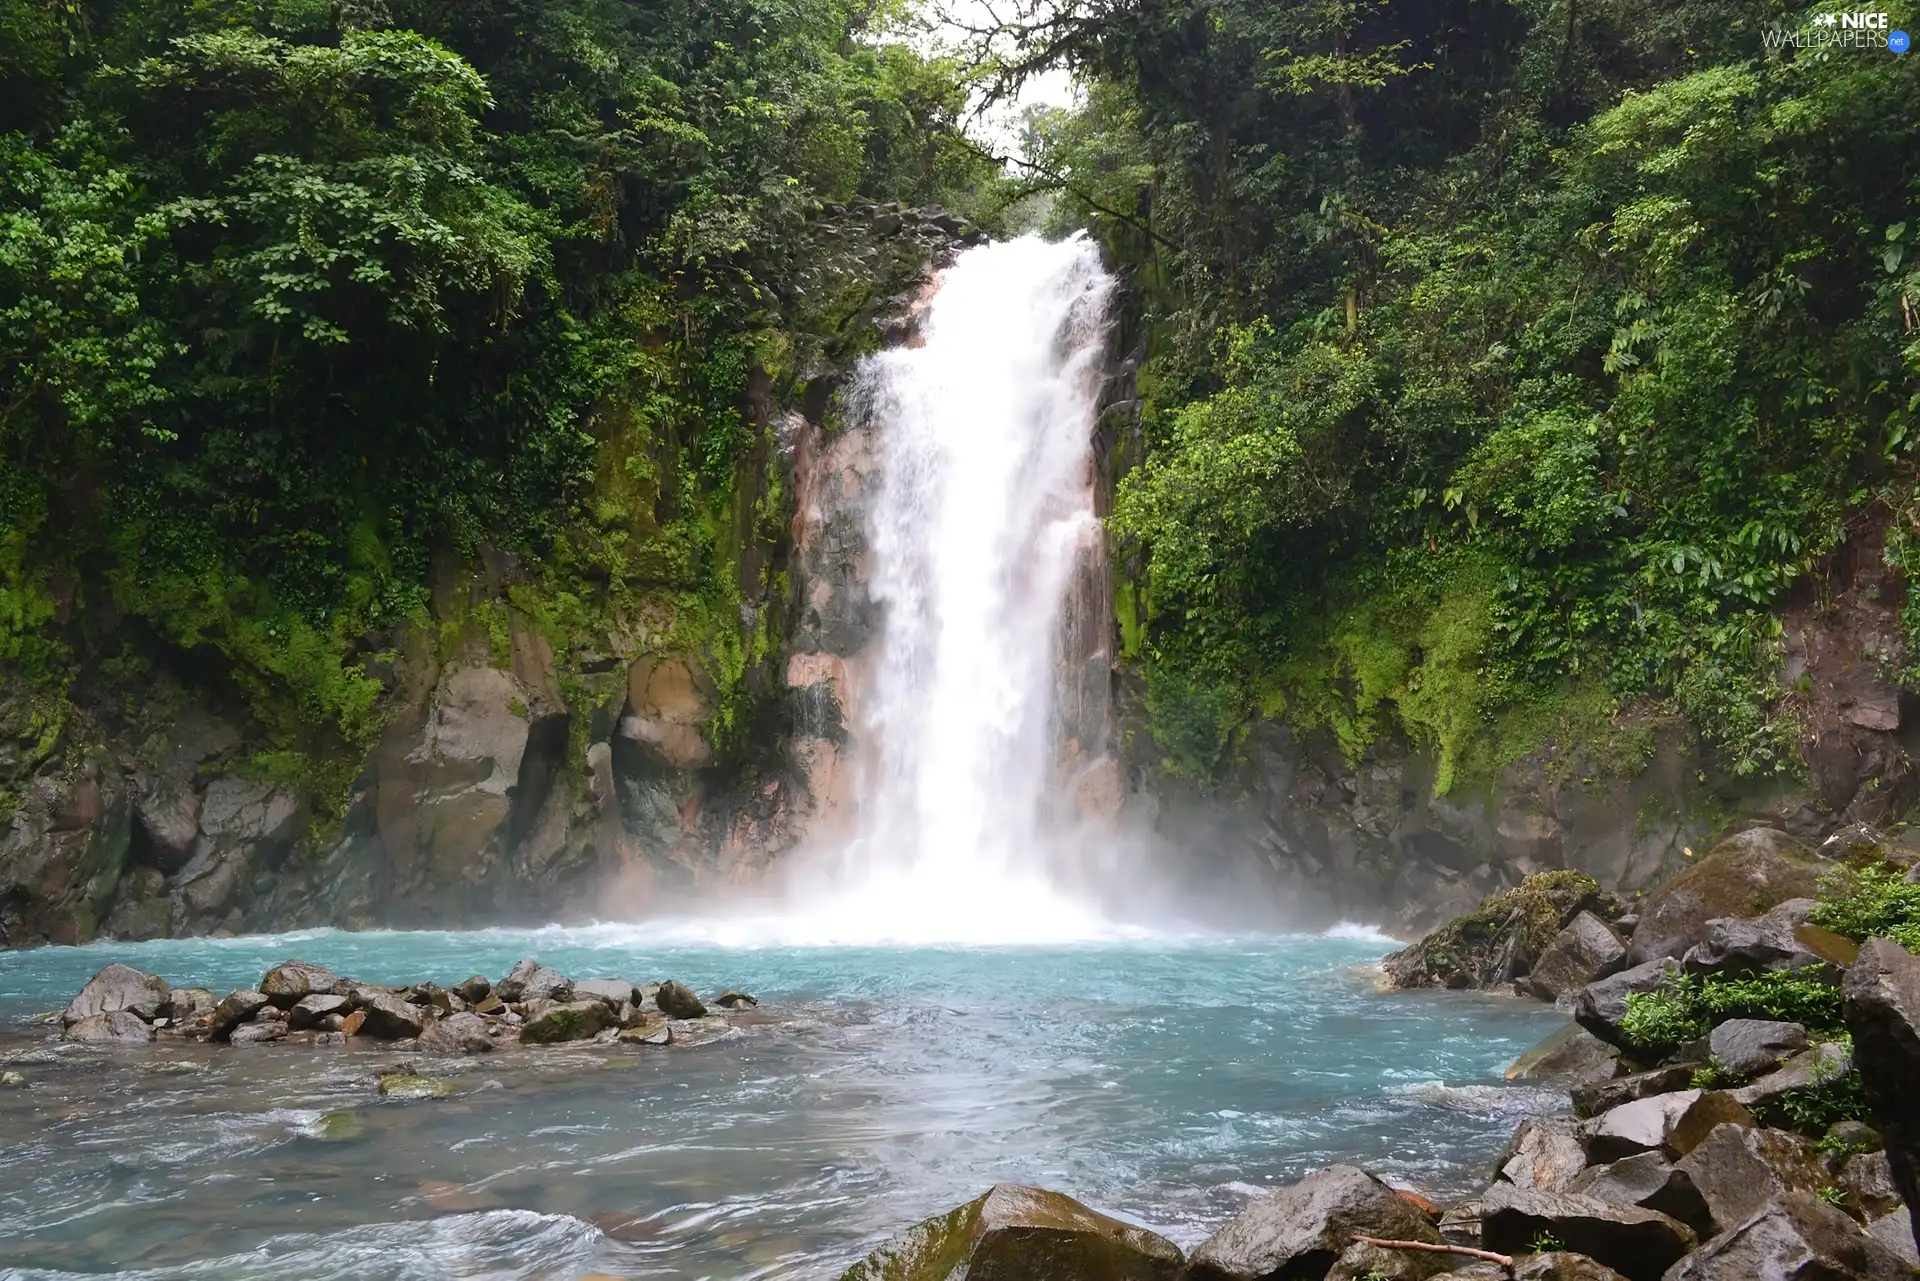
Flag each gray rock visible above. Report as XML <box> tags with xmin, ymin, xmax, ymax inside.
<box><xmin>1187</xmin><ymin>1164</ymin><xmax>1441</xmax><ymax>1281</ymax></box>
<box><xmin>1573</xmin><ymin>957</ymin><xmax>1681</xmax><ymax>1050</ymax></box>
<box><xmin>1508</xmin><ymin>1024</ymin><xmax>1623</xmax><ymax>1089</ymax></box>
<box><xmin>1581</xmin><ymin>1090</ymin><xmax>1754</xmax><ymax>1162</ymax></box>
<box><xmin>453</xmin><ymin>975</ymin><xmax>491</xmax><ymax>1003</ymax></box>
<box><xmin>1867</xmin><ymin>1207</ymin><xmax>1919</xmax><ymax>1269</ymax></box>
<box><xmin>655</xmin><ymin>980</ymin><xmax>707</xmax><ymax>1019</ymax></box>
<box><xmin>1682</xmin><ymin>899</ymin><xmax>1826</xmax><ymax>977</ymax></box>
<box><xmin>351</xmin><ymin>988</ymin><xmax>427</xmax><ymax>1039</ymax></box>
<box><xmin>287</xmin><ymin>994</ymin><xmax>349</xmax><ymax>1029</ymax></box>
<box><xmin>714</xmin><ymin>991</ymin><xmax>759</xmax><ymax>1009</ymax></box>
<box><xmin>496</xmin><ymin>959</ymin><xmax>571</xmax><ymax>1003</ymax></box>
<box><xmin>1478</xmin><ymin>1184</ymin><xmax>1694</xmax><ymax>1281</ymax></box>
<box><xmin>1567</xmin><ymin>1152</ymin><xmax>1711</xmax><ymax>1235</ymax></box>
<box><xmin>65</xmin><ymin>1010</ymin><xmax>155</xmax><ymax>1043</ymax></box>
<box><xmin>1529</xmin><ymin>912</ymin><xmax>1629</xmax><ymax>1002</ymax></box>
<box><xmin>228</xmin><ymin>1021</ymin><xmax>287</xmax><ymax>1046</ymax></box>
<box><xmin>1497</xmin><ymin>1115</ymin><xmax>1589</xmax><ymax>1192</ymax></box>
<box><xmin>1727</xmin><ymin>1040</ymin><xmax>1853</xmax><ymax>1110</ymax></box>
<box><xmin>260</xmin><ymin>960</ymin><xmax>343</xmax><ymax>1007</ymax></box>
<box><xmin>1572</xmin><ymin>1065</ymin><xmax>1699</xmax><ymax>1119</ymax></box>
<box><xmin>1509</xmin><ymin>1253</ymin><xmax>1629</xmax><ymax>1280</ymax></box>
<box><xmin>162</xmin><ymin>987</ymin><xmax>216</xmax><ymax>1023</ymax></box>
<box><xmin>1326</xmin><ymin>1238</ymin><xmax>1454</xmax><ymax>1280</ymax></box>
<box><xmin>417</xmin><ymin>1012</ymin><xmax>494</xmax><ymax>1055</ymax></box>
<box><xmin>1674</xmin><ymin>1121</ymin><xmax>1826</xmax><ymax>1235</ymax></box>
<box><xmin>572</xmin><ymin>978</ymin><xmax>636</xmax><ymax>1007</ymax></box>
<box><xmin>1626</xmin><ymin>827</ymin><xmax>1829</xmax><ymax>968</ymax></box>
<box><xmin>1437</xmin><ymin>1199</ymin><xmax>1482</xmax><ymax>1247</ymax></box>
<box><xmin>519</xmin><ymin>1000</ymin><xmax>613</xmax><ymax>1044</ymax></box>
<box><xmin>1825</xmin><ymin>1119</ymin><xmax>1883</xmax><ymax>1154</ymax></box>
<box><xmin>63</xmin><ymin>964</ymin><xmax>170</xmax><ymax>1026</ymax></box>
<box><xmin>1843</xmin><ymin>936</ymin><xmax>1920</xmax><ymax>1258</ymax></box>
<box><xmin>1665</xmin><ymin>1190</ymin><xmax>1910</xmax><ymax>1281</ymax></box>
<box><xmin>840</xmin><ymin>1184</ymin><xmax>1183</xmax><ymax>1281</ymax></box>
<box><xmin>208</xmin><ymin>989</ymin><xmax>270</xmax><ymax>1039</ymax></box>
<box><xmin>132</xmin><ymin>779</ymin><xmax>200</xmax><ymax>873</ymax></box>
<box><xmin>1707</xmin><ymin>1018</ymin><xmax>1809</xmax><ymax>1079</ymax></box>
<box><xmin>1842</xmin><ymin>1151</ymin><xmax>1905</xmax><ymax>1220</ymax></box>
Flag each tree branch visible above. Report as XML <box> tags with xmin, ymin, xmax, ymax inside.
<box><xmin>954</xmin><ymin>135</ymin><xmax>1178</xmax><ymax>254</ymax></box>
<box><xmin>1352</xmin><ymin>1236</ymin><xmax>1516</xmax><ymax>1271</ymax></box>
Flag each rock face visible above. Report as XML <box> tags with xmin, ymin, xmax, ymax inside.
<box><xmin>1477</xmin><ymin>1184</ymin><xmax>1695</xmax><ymax>1281</ymax></box>
<box><xmin>1664</xmin><ymin>1191</ymin><xmax>1910</xmax><ymax>1281</ymax></box>
<box><xmin>1625</xmin><ymin>828</ymin><xmax>1830</xmax><ymax>968</ymax></box>
<box><xmin>1187</xmin><ymin>1164</ymin><xmax>1440</xmax><ymax>1281</ymax></box>
<box><xmin>837</xmin><ymin>1184</ymin><xmax>1183</xmax><ymax>1281</ymax></box>
<box><xmin>1842</xmin><ymin>936</ymin><xmax>1920</xmax><ymax>1254</ymax></box>
<box><xmin>1383</xmin><ymin>872</ymin><xmax>1621</xmax><ymax>991</ymax></box>
<box><xmin>62</xmin><ymin>964</ymin><xmax>169</xmax><ymax>1026</ymax></box>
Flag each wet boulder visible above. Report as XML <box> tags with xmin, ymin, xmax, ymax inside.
<box><xmin>1187</xmin><ymin>1164</ymin><xmax>1441</xmax><ymax>1280</ymax></box>
<box><xmin>351</xmin><ymin>988</ymin><xmax>427</xmax><ymax>1039</ymax></box>
<box><xmin>496</xmin><ymin>959</ymin><xmax>571</xmax><ymax>1004</ymax></box>
<box><xmin>1626</xmin><ymin>827</ymin><xmax>1829</xmax><ymax>968</ymax></box>
<box><xmin>1496</xmin><ymin>1116</ymin><xmax>1589</xmax><ymax>1192</ymax></box>
<box><xmin>162</xmin><ymin>988</ymin><xmax>216</xmax><ymax>1024</ymax></box>
<box><xmin>655</xmin><ymin>980</ymin><xmax>707</xmax><ymax>1019</ymax></box>
<box><xmin>453</xmin><ymin>975</ymin><xmax>491</xmax><ymax>1003</ymax></box>
<box><xmin>715</xmin><ymin>991</ymin><xmax>759</xmax><ymax>1009</ymax></box>
<box><xmin>1477</xmin><ymin>1184</ymin><xmax>1695</xmax><ymax>1281</ymax></box>
<box><xmin>63</xmin><ymin>964</ymin><xmax>170</xmax><ymax>1026</ymax></box>
<box><xmin>838</xmin><ymin>1183</ymin><xmax>1183</xmax><ymax>1281</ymax></box>
<box><xmin>1843</xmin><ymin>936</ymin><xmax>1920</xmax><ymax>1251</ymax></box>
<box><xmin>208</xmin><ymin>989</ymin><xmax>270</xmax><ymax>1039</ymax></box>
<box><xmin>1705</xmin><ymin>1018</ymin><xmax>1807</xmax><ymax>1080</ymax></box>
<box><xmin>1383</xmin><ymin>872</ymin><xmax>1621</xmax><ymax>991</ymax></box>
<box><xmin>519</xmin><ymin>1000</ymin><xmax>613</xmax><ymax>1044</ymax></box>
<box><xmin>572</xmin><ymin>978</ymin><xmax>636</xmax><ymax>1008</ymax></box>
<box><xmin>1527</xmin><ymin>912</ymin><xmax>1629</xmax><ymax>1003</ymax></box>
<box><xmin>288</xmin><ymin>994</ymin><xmax>349</xmax><ymax>1030</ymax></box>
<box><xmin>417</xmin><ymin>1013</ymin><xmax>495</xmax><ymax>1054</ymax></box>
<box><xmin>1571</xmin><ymin>1065</ymin><xmax>1699</xmax><ymax>1120</ymax></box>
<box><xmin>1581</xmin><ymin>1090</ymin><xmax>1754</xmax><ymax>1163</ymax></box>
<box><xmin>1681</xmin><ymin>900</ymin><xmax>1826</xmax><ymax>978</ymax></box>
<box><xmin>377</xmin><ymin>1074</ymin><xmax>454</xmax><ymax>1098</ymax></box>
<box><xmin>1325</xmin><ymin>1238</ymin><xmax>1455</xmax><ymax>1280</ymax></box>
<box><xmin>65</xmin><ymin>1010</ymin><xmax>155</xmax><ymax>1043</ymax></box>
<box><xmin>1507</xmin><ymin>1024</ymin><xmax>1622</xmax><ymax>1089</ymax></box>
<box><xmin>229</xmin><ymin>1021</ymin><xmax>286</xmax><ymax>1046</ymax></box>
<box><xmin>260</xmin><ymin>960</ymin><xmax>344</xmax><ymax>1007</ymax></box>
<box><xmin>1572</xmin><ymin>958</ymin><xmax>1681</xmax><ymax>1051</ymax></box>
<box><xmin>1566</xmin><ymin>1153</ymin><xmax>1711</xmax><ymax>1235</ymax></box>
<box><xmin>1665</xmin><ymin>1190</ymin><xmax>1910</xmax><ymax>1281</ymax></box>
<box><xmin>1673</xmin><ymin>1122</ymin><xmax>1826</xmax><ymax>1236</ymax></box>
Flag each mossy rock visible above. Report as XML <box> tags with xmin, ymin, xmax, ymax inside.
<box><xmin>839</xmin><ymin>1184</ymin><xmax>1183</xmax><ymax>1281</ymax></box>
<box><xmin>307</xmin><ymin>1110</ymin><xmax>368</xmax><ymax>1138</ymax></box>
<box><xmin>376</xmin><ymin>1074</ymin><xmax>455</xmax><ymax>1099</ymax></box>
<box><xmin>1627</xmin><ymin>828</ymin><xmax>1830</xmax><ymax>967</ymax></box>
<box><xmin>1383</xmin><ymin>870</ymin><xmax>1621</xmax><ymax>991</ymax></box>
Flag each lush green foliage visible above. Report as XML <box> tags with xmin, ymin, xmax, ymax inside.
<box><xmin>1810</xmin><ymin>864</ymin><xmax>1920</xmax><ymax>951</ymax></box>
<box><xmin>1004</xmin><ymin>0</ymin><xmax>1920</xmax><ymax>780</ymax></box>
<box><xmin>1</xmin><ymin>0</ymin><xmax>1000</xmax><ymax>786</ymax></box>
<box><xmin>1620</xmin><ymin>969</ymin><xmax>1843</xmax><ymax>1048</ymax></box>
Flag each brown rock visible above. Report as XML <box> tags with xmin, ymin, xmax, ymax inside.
<box><xmin>260</xmin><ymin>960</ymin><xmax>344</xmax><ymax>1007</ymax></box>
<box><xmin>1496</xmin><ymin>1116</ymin><xmax>1588</xmax><ymax>1192</ymax></box>
<box><xmin>838</xmin><ymin>1184</ymin><xmax>1182</xmax><ymax>1281</ymax></box>
<box><xmin>351</xmin><ymin>988</ymin><xmax>426</xmax><ymax>1039</ymax></box>
<box><xmin>1664</xmin><ymin>1190</ymin><xmax>1910</xmax><ymax>1281</ymax></box>
<box><xmin>1626</xmin><ymin>828</ymin><xmax>1829</xmax><ymax>968</ymax></box>
<box><xmin>417</xmin><ymin>1012</ymin><xmax>494</xmax><ymax>1055</ymax></box>
<box><xmin>208</xmin><ymin>989</ymin><xmax>270</xmax><ymax>1039</ymax></box>
<box><xmin>655</xmin><ymin>980</ymin><xmax>707</xmax><ymax>1019</ymax></box>
<box><xmin>1187</xmin><ymin>1164</ymin><xmax>1441</xmax><ymax>1280</ymax></box>
<box><xmin>1674</xmin><ymin>1122</ymin><xmax>1826</xmax><ymax>1235</ymax></box>
<box><xmin>63</xmin><ymin>964</ymin><xmax>170</xmax><ymax>1027</ymax></box>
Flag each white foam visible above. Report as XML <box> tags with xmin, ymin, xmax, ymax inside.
<box><xmin>1322</xmin><ymin>920</ymin><xmax>1399</xmax><ymax>944</ymax></box>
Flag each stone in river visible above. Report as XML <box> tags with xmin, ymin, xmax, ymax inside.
<box><xmin>417</xmin><ymin>1012</ymin><xmax>494</xmax><ymax>1055</ymax></box>
<box><xmin>162</xmin><ymin>988</ymin><xmax>217</xmax><ymax>1023</ymax></box>
<box><xmin>655</xmin><ymin>980</ymin><xmax>706</xmax><ymax>1019</ymax></box>
<box><xmin>208</xmin><ymin>989</ymin><xmax>270</xmax><ymax>1039</ymax></box>
<box><xmin>619</xmin><ymin>1022</ymin><xmax>671</xmax><ymax>1046</ymax></box>
<box><xmin>715</xmin><ymin>991</ymin><xmax>759</xmax><ymax>1009</ymax></box>
<box><xmin>572</xmin><ymin>978</ymin><xmax>637</xmax><ymax>1007</ymax></box>
<box><xmin>1187</xmin><ymin>1163</ymin><xmax>1441</xmax><ymax>1280</ymax></box>
<box><xmin>0</xmin><ymin>1070</ymin><xmax>24</xmax><ymax>1087</ymax></box>
<box><xmin>838</xmin><ymin>1183</ymin><xmax>1183</xmax><ymax>1281</ymax></box>
<box><xmin>1477</xmin><ymin>1184</ymin><xmax>1695</xmax><ymax>1281</ymax></box>
<box><xmin>1506</xmin><ymin>1023</ymin><xmax>1621</xmax><ymax>1088</ymax></box>
<box><xmin>64</xmin><ymin>1011</ymin><xmax>154</xmax><ymax>1043</ymax></box>
<box><xmin>63</xmin><ymin>964</ymin><xmax>170</xmax><ymax>1027</ymax></box>
<box><xmin>496</xmin><ymin>959</ymin><xmax>572</xmax><ymax>1003</ymax></box>
<box><xmin>667</xmin><ymin>1016</ymin><xmax>733</xmax><ymax>1047</ymax></box>
<box><xmin>339</xmin><ymin>1009</ymin><xmax>366</xmax><ymax>1037</ymax></box>
<box><xmin>288</xmin><ymin>994</ymin><xmax>349</xmax><ymax>1029</ymax></box>
<box><xmin>1664</xmin><ymin>1190</ymin><xmax>1909</xmax><ymax>1281</ymax></box>
<box><xmin>453</xmin><ymin>975</ymin><xmax>491</xmax><ymax>1003</ymax></box>
<box><xmin>377</xmin><ymin>1074</ymin><xmax>455</xmax><ymax>1099</ymax></box>
<box><xmin>470</xmin><ymin>992</ymin><xmax>504</xmax><ymax>1015</ymax></box>
<box><xmin>228</xmin><ymin>1021</ymin><xmax>286</xmax><ymax>1045</ymax></box>
<box><xmin>260</xmin><ymin>960</ymin><xmax>344</xmax><ymax>1007</ymax></box>
<box><xmin>307</xmin><ymin>1111</ymin><xmax>365</xmax><ymax>1141</ymax></box>
<box><xmin>351</xmin><ymin>988</ymin><xmax>426</xmax><ymax>1039</ymax></box>
<box><xmin>519</xmin><ymin>1000</ymin><xmax>613</xmax><ymax>1044</ymax></box>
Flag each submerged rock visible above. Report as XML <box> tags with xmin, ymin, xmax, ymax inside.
<box><xmin>838</xmin><ymin>1183</ymin><xmax>1183</xmax><ymax>1281</ymax></box>
<box><xmin>63</xmin><ymin>964</ymin><xmax>169</xmax><ymax>1027</ymax></box>
<box><xmin>1187</xmin><ymin>1164</ymin><xmax>1440</xmax><ymax>1280</ymax></box>
<box><xmin>715</xmin><ymin>991</ymin><xmax>759</xmax><ymax>1009</ymax></box>
<box><xmin>377</xmin><ymin>1074</ymin><xmax>455</xmax><ymax>1099</ymax></box>
<box><xmin>655</xmin><ymin>980</ymin><xmax>707</xmax><ymax>1019</ymax></box>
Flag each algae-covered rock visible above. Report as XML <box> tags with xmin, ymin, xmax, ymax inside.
<box><xmin>1626</xmin><ymin>828</ymin><xmax>1829</xmax><ymax>968</ymax></box>
<box><xmin>307</xmin><ymin>1110</ymin><xmax>366</xmax><ymax>1140</ymax></box>
<box><xmin>377</xmin><ymin>1074</ymin><xmax>455</xmax><ymax>1099</ymax></box>
<box><xmin>519</xmin><ymin>999</ymin><xmax>613</xmax><ymax>1044</ymax></box>
<box><xmin>839</xmin><ymin>1183</ymin><xmax>1183</xmax><ymax>1281</ymax></box>
<box><xmin>1383</xmin><ymin>872</ymin><xmax>1620</xmax><ymax>992</ymax></box>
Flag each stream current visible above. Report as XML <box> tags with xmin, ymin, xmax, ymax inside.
<box><xmin>0</xmin><ymin>929</ymin><xmax>1563</xmax><ymax>1279</ymax></box>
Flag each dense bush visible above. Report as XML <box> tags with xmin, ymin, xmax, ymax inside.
<box><xmin>1620</xmin><ymin>970</ymin><xmax>1844</xmax><ymax>1049</ymax></box>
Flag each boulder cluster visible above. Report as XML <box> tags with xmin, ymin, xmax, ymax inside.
<box><xmin>56</xmin><ymin>958</ymin><xmax>758</xmax><ymax>1051</ymax></box>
